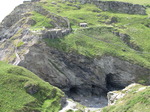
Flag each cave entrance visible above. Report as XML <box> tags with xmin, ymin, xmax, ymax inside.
<box><xmin>106</xmin><ymin>73</ymin><xmax>114</xmax><ymax>91</ymax></box>
<box><xmin>67</xmin><ymin>86</ymin><xmax>79</xmax><ymax>98</ymax></box>
<box><xmin>106</xmin><ymin>73</ymin><xmax>124</xmax><ymax>91</ymax></box>
<box><xmin>66</xmin><ymin>86</ymin><xmax>108</xmax><ymax>108</ymax></box>
<box><xmin>69</xmin><ymin>87</ymin><xmax>78</xmax><ymax>95</ymax></box>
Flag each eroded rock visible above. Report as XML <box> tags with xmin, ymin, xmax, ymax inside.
<box><xmin>17</xmin><ymin>42</ymin><xmax>150</xmax><ymax>97</ymax></box>
<box><xmin>63</xmin><ymin>0</ymin><xmax>146</xmax><ymax>15</ymax></box>
<box><xmin>107</xmin><ymin>83</ymin><xmax>149</xmax><ymax>105</ymax></box>
<box><xmin>24</xmin><ymin>82</ymin><xmax>39</xmax><ymax>94</ymax></box>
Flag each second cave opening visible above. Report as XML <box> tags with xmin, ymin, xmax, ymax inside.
<box><xmin>106</xmin><ymin>73</ymin><xmax>125</xmax><ymax>91</ymax></box>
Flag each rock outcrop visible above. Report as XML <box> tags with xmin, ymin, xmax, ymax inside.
<box><xmin>0</xmin><ymin>1</ymin><xmax>71</xmax><ymax>64</ymax></box>
<box><xmin>102</xmin><ymin>83</ymin><xmax>150</xmax><ymax>112</ymax></box>
<box><xmin>19</xmin><ymin>43</ymin><xmax>150</xmax><ymax>95</ymax></box>
<box><xmin>0</xmin><ymin>2</ymin><xmax>70</xmax><ymax>40</ymax></box>
<box><xmin>107</xmin><ymin>83</ymin><xmax>149</xmax><ymax>105</ymax></box>
<box><xmin>18</xmin><ymin>43</ymin><xmax>106</xmax><ymax>96</ymax></box>
<box><xmin>94</xmin><ymin>56</ymin><xmax>150</xmax><ymax>89</ymax></box>
<box><xmin>113</xmin><ymin>31</ymin><xmax>142</xmax><ymax>51</ymax></box>
<box><xmin>93</xmin><ymin>1</ymin><xmax>146</xmax><ymax>15</ymax></box>
<box><xmin>0</xmin><ymin>0</ymin><xmax>149</xmax><ymax>99</ymax></box>
<box><xmin>63</xmin><ymin>0</ymin><xmax>146</xmax><ymax>15</ymax></box>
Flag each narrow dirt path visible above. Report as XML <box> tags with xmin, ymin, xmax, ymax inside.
<box><xmin>13</xmin><ymin>48</ymin><xmax>21</xmax><ymax>65</ymax></box>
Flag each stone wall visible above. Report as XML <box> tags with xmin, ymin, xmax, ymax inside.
<box><xmin>42</xmin><ymin>28</ymin><xmax>71</xmax><ymax>39</ymax></box>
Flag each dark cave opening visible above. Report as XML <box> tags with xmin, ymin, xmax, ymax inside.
<box><xmin>65</xmin><ymin>85</ymin><xmax>108</xmax><ymax>108</ymax></box>
<box><xmin>69</xmin><ymin>87</ymin><xmax>78</xmax><ymax>95</ymax></box>
<box><xmin>62</xmin><ymin>73</ymin><xmax>128</xmax><ymax>109</ymax></box>
<box><xmin>63</xmin><ymin>73</ymin><xmax>126</xmax><ymax>108</ymax></box>
<box><xmin>106</xmin><ymin>73</ymin><xmax>124</xmax><ymax>91</ymax></box>
<box><xmin>66</xmin><ymin>86</ymin><xmax>80</xmax><ymax>98</ymax></box>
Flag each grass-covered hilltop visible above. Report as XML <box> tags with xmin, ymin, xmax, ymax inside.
<box><xmin>0</xmin><ymin>0</ymin><xmax>150</xmax><ymax>112</ymax></box>
<box><xmin>30</xmin><ymin>0</ymin><xmax>150</xmax><ymax>67</ymax></box>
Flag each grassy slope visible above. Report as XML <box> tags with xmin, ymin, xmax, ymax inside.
<box><xmin>0</xmin><ymin>61</ymin><xmax>64</xmax><ymax>112</ymax></box>
<box><xmin>101</xmin><ymin>84</ymin><xmax>150</xmax><ymax>112</ymax></box>
<box><xmin>33</xmin><ymin>0</ymin><xmax>150</xmax><ymax>68</ymax></box>
<box><xmin>30</xmin><ymin>11</ymin><xmax>54</xmax><ymax>30</ymax></box>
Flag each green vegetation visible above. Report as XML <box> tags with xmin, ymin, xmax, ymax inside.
<box><xmin>0</xmin><ymin>61</ymin><xmax>64</xmax><ymax>112</ymax></box>
<box><xmin>44</xmin><ymin>26</ymin><xmax>150</xmax><ymax>67</ymax></box>
<box><xmin>102</xmin><ymin>84</ymin><xmax>150</xmax><ymax>112</ymax></box>
<box><xmin>30</xmin><ymin>11</ymin><xmax>54</xmax><ymax>30</ymax></box>
<box><xmin>16</xmin><ymin>41</ymin><xmax>24</xmax><ymax>48</ymax></box>
<box><xmin>66</xmin><ymin>109</ymin><xmax>83</xmax><ymax>112</ymax></box>
<box><xmin>0</xmin><ymin>0</ymin><xmax>149</xmax><ymax>111</ymax></box>
<box><xmin>39</xmin><ymin>1</ymin><xmax>103</xmax><ymax>28</ymax></box>
<box><xmin>38</xmin><ymin>0</ymin><xmax>150</xmax><ymax>68</ymax></box>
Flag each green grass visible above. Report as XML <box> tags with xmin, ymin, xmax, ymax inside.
<box><xmin>16</xmin><ymin>41</ymin><xmax>24</xmax><ymax>48</ymax></box>
<box><xmin>38</xmin><ymin>0</ymin><xmax>150</xmax><ymax>68</ymax></box>
<box><xmin>39</xmin><ymin>1</ymin><xmax>103</xmax><ymax>28</ymax></box>
<box><xmin>30</xmin><ymin>11</ymin><xmax>54</xmax><ymax>30</ymax></box>
<box><xmin>102</xmin><ymin>84</ymin><xmax>150</xmax><ymax>112</ymax></box>
<box><xmin>44</xmin><ymin>26</ymin><xmax>150</xmax><ymax>68</ymax></box>
<box><xmin>0</xmin><ymin>61</ymin><xmax>64</xmax><ymax>112</ymax></box>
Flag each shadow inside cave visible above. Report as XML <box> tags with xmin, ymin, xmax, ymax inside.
<box><xmin>64</xmin><ymin>73</ymin><xmax>125</xmax><ymax>109</ymax></box>
<box><xmin>66</xmin><ymin>86</ymin><xmax>108</xmax><ymax>109</ymax></box>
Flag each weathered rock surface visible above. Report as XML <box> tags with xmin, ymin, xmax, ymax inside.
<box><xmin>113</xmin><ymin>31</ymin><xmax>142</xmax><ymax>51</ymax></box>
<box><xmin>24</xmin><ymin>82</ymin><xmax>39</xmax><ymax>95</ymax></box>
<box><xmin>107</xmin><ymin>90</ymin><xmax>125</xmax><ymax>105</ymax></box>
<box><xmin>18</xmin><ymin>44</ymin><xmax>150</xmax><ymax>95</ymax></box>
<box><xmin>18</xmin><ymin>43</ymin><xmax>106</xmax><ymax>96</ymax></box>
<box><xmin>0</xmin><ymin>1</ymin><xmax>71</xmax><ymax>64</ymax></box>
<box><xmin>93</xmin><ymin>1</ymin><xmax>146</xmax><ymax>15</ymax></box>
<box><xmin>42</xmin><ymin>28</ymin><xmax>71</xmax><ymax>39</ymax></box>
<box><xmin>94</xmin><ymin>56</ymin><xmax>150</xmax><ymax>89</ymax></box>
<box><xmin>0</xmin><ymin>0</ymin><xmax>150</xmax><ymax>99</ymax></box>
<box><xmin>63</xmin><ymin>0</ymin><xmax>146</xmax><ymax>15</ymax></box>
<box><xmin>0</xmin><ymin>2</ymin><xmax>70</xmax><ymax>40</ymax></box>
<box><xmin>107</xmin><ymin>83</ymin><xmax>149</xmax><ymax>105</ymax></box>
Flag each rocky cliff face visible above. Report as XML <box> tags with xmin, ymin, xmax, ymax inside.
<box><xmin>0</xmin><ymin>0</ymin><xmax>150</xmax><ymax>100</ymax></box>
<box><xmin>0</xmin><ymin>1</ymin><xmax>71</xmax><ymax>64</ymax></box>
<box><xmin>0</xmin><ymin>1</ymin><xmax>70</xmax><ymax>40</ymax></box>
<box><xmin>19</xmin><ymin>42</ymin><xmax>106</xmax><ymax>96</ymax></box>
<box><xmin>93</xmin><ymin>0</ymin><xmax>146</xmax><ymax>15</ymax></box>
<box><xmin>63</xmin><ymin>0</ymin><xmax>146</xmax><ymax>15</ymax></box>
<box><xmin>18</xmin><ymin>42</ymin><xmax>150</xmax><ymax>96</ymax></box>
